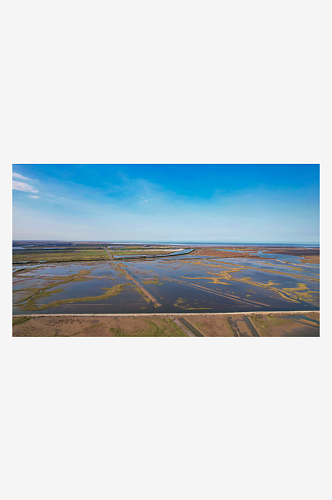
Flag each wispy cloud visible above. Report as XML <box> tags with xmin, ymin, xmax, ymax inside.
<box><xmin>13</xmin><ymin>172</ymin><xmax>30</xmax><ymax>180</ymax></box>
<box><xmin>29</xmin><ymin>195</ymin><xmax>39</xmax><ymax>199</ymax></box>
<box><xmin>13</xmin><ymin>181</ymin><xmax>38</xmax><ymax>193</ymax></box>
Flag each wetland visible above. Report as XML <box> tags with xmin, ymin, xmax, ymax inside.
<box><xmin>13</xmin><ymin>245</ymin><xmax>320</xmax><ymax>315</ymax></box>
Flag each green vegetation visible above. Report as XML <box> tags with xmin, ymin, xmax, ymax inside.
<box><xmin>224</xmin><ymin>318</ymin><xmax>235</xmax><ymax>336</ymax></box>
<box><xmin>15</xmin><ymin>287</ymin><xmax>42</xmax><ymax>304</ymax></box>
<box><xmin>13</xmin><ymin>267</ymin><xmax>27</xmax><ymax>276</ymax></box>
<box><xmin>13</xmin><ymin>316</ymin><xmax>31</xmax><ymax>326</ymax></box>
<box><xmin>266</xmin><ymin>315</ymin><xmax>289</xmax><ymax>326</ymax></box>
<box><xmin>251</xmin><ymin>315</ymin><xmax>271</xmax><ymax>336</ymax></box>
<box><xmin>108</xmin><ymin>247</ymin><xmax>174</xmax><ymax>256</ymax></box>
<box><xmin>190</xmin><ymin>320</ymin><xmax>205</xmax><ymax>330</ymax></box>
<box><xmin>174</xmin><ymin>297</ymin><xmax>185</xmax><ymax>306</ymax></box>
<box><xmin>22</xmin><ymin>284</ymin><xmax>125</xmax><ymax>311</ymax></box>
<box><xmin>103</xmin><ymin>248</ymin><xmax>111</xmax><ymax>260</ymax></box>
<box><xmin>110</xmin><ymin>318</ymin><xmax>186</xmax><ymax>337</ymax></box>
<box><xmin>13</xmin><ymin>248</ymin><xmax>106</xmax><ymax>263</ymax></box>
<box><xmin>13</xmin><ymin>266</ymin><xmax>41</xmax><ymax>276</ymax></box>
<box><xmin>134</xmin><ymin>286</ymin><xmax>151</xmax><ymax>303</ymax></box>
<box><xmin>15</xmin><ymin>270</ymin><xmax>92</xmax><ymax>306</ymax></box>
<box><xmin>25</xmin><ymin>288</ymin><xmax>64</xmax><ymax>307</ymax></box>
<box><xmin>174</xmin><ymin>297</ymin><xmax>212</xmax><ymax>310</ymax></box>
<box><xmin>14</xmin><ymin>269</ymin><xmax>124</xmax><ymax>311</ymax></box>
<box><xmin>112</xmin><ymin>250</ymin><xmax>155</xmax><ymax>255</ymax></box>
<box><xmin>142</xmin><ymin>278</ymin><xmax>160</xmax><ymax>284</ymax></box>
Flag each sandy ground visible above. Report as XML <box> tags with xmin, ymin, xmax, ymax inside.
<box><xmin>13</xmin><ymin>312</ymin><xmax>320</xmax><ymax>337</ymax></box>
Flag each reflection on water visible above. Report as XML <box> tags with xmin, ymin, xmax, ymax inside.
<box><xmin>13</xmin><ymin>252</ymin><xmax>319</xmax><ymax>315</ymax></box>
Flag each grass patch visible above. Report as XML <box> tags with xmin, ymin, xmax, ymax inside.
<box><xmin>133</xmin><ymin>286</ymin><xmax>152</xmax><ymax>303</ymax></box>
<box><xmin>103</xmin><ymin>248</ymin><xmax>111</xmax><ymax>260</ymax></box>
<box><xmin>191</xmin><ymin>321</ymin><xmax>205</xmax><ymax>330</ymax></box>
<box><xmin>15</xmin><ymin>269</ymin><xmax>122</xmax><ymax>311</ymax></box>
<box><xmin>111</xmin><ymin>249</ymin><xmax>173</xmax><ymax>256</ymax></box>
<box><xmin>266</xmin><ymin>315</ymin><xmax>289</xmax><ymax>327</ymax></box>
<box><xmin>110</xmin><ymin>318</ymin><xmax>186</xmax><ymax>337</ymax></box>
<box><xmin>13</xmin><ymin>267</ymin><xmax>27</xmax><ymax>276</ymax></box>
<box><xmin>174</xmin><ymin>297</ymin><xmax>185</xmax><ymax>307</ymax></box>
<box><xmin>25</xmin><ymin>288</ymin><xmax>64</xmax><ymax>307</ymax></box>
<box><xmin>12</xmin><ymin>316</ymin><xmax>31</xmax><ymax>326</ymax></box>
<box><xmin>14</xmin><ymin>287</ymin><xmax>41</xmax><ymax>304</ymax></box>
<box><xmin>13</xmin><ymin>249</ymin><xmax>106</xmax><ymax>263</ymax></box>
<box><xmin>251</xmin><ymin>315</ymin><xmax>271</xmax><ymax>336</ymax></box>
<box><xmin>224</xmin><ymin>317</ymin><xmax>235</xmax><ymax>336</ymax></box>
<box><xmin>110</xmin><ymin>327</ymin><xmax>126</xmax><ymax>336</ymax></box>
<box><xmin>15</xmin><ymin>270</ymin><xmax>92</xmax><ymax>307</ymax></box>
<box><xmin>174</xmin><ymin>297</ymin><xmax>212</xmax><ymax>310</ymax></box>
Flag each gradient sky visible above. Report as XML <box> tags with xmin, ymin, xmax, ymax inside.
<box><xmin>12</xmin><ymin>165</ymin><xmax>320</xmax><ymax>243</ymax></box>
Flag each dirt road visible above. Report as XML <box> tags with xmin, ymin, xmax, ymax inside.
<box><xmin>104</xmin><ymin>246</ymin><xmax>113</xmax><ymax>260</ymax></box>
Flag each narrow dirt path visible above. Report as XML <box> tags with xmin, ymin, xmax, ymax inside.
<box><xmin>243</xmin><ymin>317</ymin><xmax>260</xmax><ymax>337</ymax></box>
<box><xmin>121</xmin><ymin>268</ymin><xmax>162</xmax><ymax>307</ymax></box>
<box><xmin>178</xmin><ymin>317</ymin><xmax>204</xmax><ymax>337</ymax></box>
<box><xmin>171</xmin><ymin>317</ymin><xmax>196</xmax><ymax>337</ymax></box>
<box><xmin>103</xmin><ymin>246</ymin><xmax>113</xmax><ymax>260</ymax></box>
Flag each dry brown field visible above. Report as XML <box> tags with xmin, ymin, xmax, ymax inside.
<box><xmin>13</xmin><ymin>312</ymin><xmax>319</xmax><ymax>337</ymax></box>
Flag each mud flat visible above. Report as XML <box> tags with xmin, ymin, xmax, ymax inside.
<box><xmin>12</xmin><ymin>311</ymin><xmax>319</xmax><ymax>337</ymax></box>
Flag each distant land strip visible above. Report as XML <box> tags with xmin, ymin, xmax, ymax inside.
<box><xmin>13</xmin><ymin>311</ymin><xmax>319</xmax><ymax>318</ymax></box>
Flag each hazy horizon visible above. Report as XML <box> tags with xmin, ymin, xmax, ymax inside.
<box><xmin>13</xmin><ymin>239</ymin><xmax>319</xmax><ymax>245</ymax></box>
<box><xmin>12</xmin><ymin>164</ymin><xmax>320</xmax><ymax>243</ymax></box>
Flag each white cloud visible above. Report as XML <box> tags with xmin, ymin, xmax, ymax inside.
<box><xmin>29</xmin><ymin>195</ymin><xmax>39</xmax><ymax>199</ymax></box>
<box><xmin>13</xmin><ymin>172</ymin><xmax>29</xmax><ymax>180</ymax></box>
<box><xmin>13</xmin><ymin>181</ymin><xmax>38</xmax><ymax>193</ymax></box>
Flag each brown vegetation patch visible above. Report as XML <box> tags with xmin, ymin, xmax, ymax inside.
<box><xmin>301</xmin><ymin>255</ymin><xmax>320</xmax><ymax>264</ymax></box>
<box><xmin>12</xmin><ymin>316</ymin><xmax>186</xmax><ymax>337</ymax></box>
<box><xmin>191</xmin><ymin>248</ymin><xmax>257</xmax><ymax>258</ymax></box>
<box><xmin>12</xmin><ymin>312</ymin><xmax>319</xmax><ymax>337</ymax></box>
<box><xmin>264</xmin><ymin>248</ymin><xmax>319</xmax><ymax>257</ymax></box>
<box><xmin>186</xmin><ymin>315</ymin><xmax>235</xmax><ymax>336</ymax></box>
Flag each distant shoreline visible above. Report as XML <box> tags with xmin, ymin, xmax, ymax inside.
<box><xmin>12</xmin><ymin>241</ymin><xmax>320</xmax><ymax>248</ymax></box>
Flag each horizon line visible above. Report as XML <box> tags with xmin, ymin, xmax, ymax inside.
<box><xmin>12</xmin><ymin>239</ymin><xmax>320</xmax><ymax>244</ymax></box>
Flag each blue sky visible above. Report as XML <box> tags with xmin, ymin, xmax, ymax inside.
<box><xmin>12</xmin><ymin>165</ymin><xmax>320</xmax><ymax>243</ymax></box>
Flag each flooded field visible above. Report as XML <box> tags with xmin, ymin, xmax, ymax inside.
<box><xmin>13</xmin><ymin>250</ymin><xmax>320</xmax><ymax>315</ymax></box>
